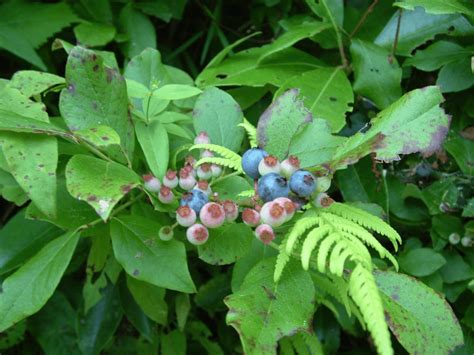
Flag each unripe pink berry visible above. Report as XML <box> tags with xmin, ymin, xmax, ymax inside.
<box><xmin>195</xmin><ymin>180</ymin><xmax>212</xmax><ymax>196</ymax></box>
<box><xmin>201</xmin><ymin>149</ymin><xmax>214</xmax><ymax>158</ymax></box>
<box><xmin>159</xmin><ymin>226</ymin><xmax>174</xmax><ymax>241</ymax></box>
<box><xmin>315</xmin><ymin>176</ymin><xmax>331</xmax><ymax>193</ymax></box>
<box><xmin>199</xmin><ymin>202</ymin><xmax>225</xmax><ymax>228</ymax></box>
<box><xmin>274</xmin><ymin>197</ymin><xmax>296</xmax><ymax>221</ymax></box>
<box><xmin>159</xmin><ymin>186</ymin><xmax>174</xmax><ymax>204</ymax></box>
<box><xmin>163</xmin><ymin>169</ymin><xmax>178</xmax><ymax>189</ymax></box>
<box><xmin>143</xmin><ymin>174</ymin><xmax>161</xmax><ymax>192</ymax></box>
<box><xmin>260</xmin><ymin>201</ymin><xmax>287</xmax><ymax>227</ymax></box>
<box><xmin>176</xmin><ymin>205</ymin><xmax>197</xmax><ymax>227</ymax></box>
<box><xmin>194</xmin><ymin>131</ymin><xmax>211</xmax><ymax>145</ymax></box>
<box><xmin>183</xmin><ymin>162</ymin><xmax>196</xmax><ymax>177</ymax></box>
<box><xmin>242</xmin><ymin>208</ymin><xmax>260</xmax><ymax>227</ymax></box>
<box><xmin>186</xmin><ymin>223</ymin><xmax>209</xmax><ymax>245</ymax></box>
<box><xmin>255</xmin><ymin>224</ymin><xmax>275</xmax><ymax>244</ymax></box>
<box><xmin>222</xmin><ymin>200</ymin><xmax>239</xmax><ymax>222</ymax></box>
<box><xmin>179</xmin><ymin>168</ymin><xmax>196</xmax><ymax>190</ymax></box>
<box><xmin>258</xmin><ymin>155</ymin><xmax>281</xmax><ymax>176</ymax></box>
<box><xmin>211</xmin><ymin>164</ymin><xmax>222</xmax><ymax>177</ymax></box>
<box><xmin>185</xmin><ymin>155</ymin><xmax>197</xmax><ymax>168</ymax></box>
<box><xmin>281</xmin><ymin>155</ymin><xmax>300</xmax><ymax>178</ymax></box>
<box><xmin>197</xmin><ymin>163</ymin><xmax>212</xmax><ymax>180</ymax></box>
<box><xmin>313</xmin><ymin>192</ymin><xmax>334</xmax><ymax>208</ymax></box>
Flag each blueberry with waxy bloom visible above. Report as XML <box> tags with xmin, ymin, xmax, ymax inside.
<box><xmin>186</xmin><ymin>223</ymin><xmax>209</xmax><ymax>245</ymax></box>
<box><xmin>176</xmin><ymin>205</ymin><xmax>197</xmax><ymax>227</ymax></box>
<box><xmin>255</xmin><ymin>224</ymin><xmax>275</xmax><ymax>244</ymax></box>
<box><xmin>260</xmin><ymin>201</ymin><xmax>286</xmax><ymax>227</ymax></box>
<box><xmin>200</xmin><ymin>202</ymin><xmax>226</xmax><ymax>229</ymax></box>
<box><xmin>241</xmin><ymin>148</ymin><xmax>268</xmax><ymax>179</ymax></box>
<box><xmin>289</xmin><ymin>170</ymin><xmax>316</xmax><ymax>197</ymax></box>
<box><xmin>257</xmin><ymin>173</ymin><xmax>290</xmax><ymax>202</ymax></box>
<box><xmin>143</xmin><ymin>174</ymin><xmax>161</xmax><ymax>192</ymax></box>
<box><xmin>180</xmin><ymin>189</ymin><xmax>208</xmax><ymax>214</ymax></box>
<box><xmin>163</xmin><ymin>169</ymin><xmax>178</xmax><ymax>189</ymax></box>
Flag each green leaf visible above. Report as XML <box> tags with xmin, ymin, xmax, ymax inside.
<box><xmin>288</xmin><ymin>119</ymin><xmax>346</xmax><ymax>169</ymax></box>
<box><xmin>225</xmin><ymin>258</ymin><xmax>315</xmax><ymax>354</ymax></box>
<box><xmin>444</xmin><ymin>135</ymin><xmax>474</xmax><ymax>176</ymax></box>
<box><xmin>74</xmin><ymin>125</ymin><xmax>121</xmax><ymax>147</ymax></box>
<box><xmin>394</xmin><ymin>0</ymin><xmax>474</xmax><ymax>20</ymax></box>
<box><xmin>175</xmin><ymin>293</ymin><xmax>191</xmax><ymax>331</ymax></box>
<box><xmin>374</xmin><ymin>270</ymin><xmax>463</xmax><ymax>354</ymax></box>
<box><xmin>0</xmin><ymin>169</ymin><xmax>28</xmax><ymax>206</ymax></box>
<box><xmin>399</xmin><ymin>248</ymin><xmax>446</xmax><ymax>277</ymax></box>
<box><xmin>275</xmin><ymin>67</ymin><xmax>353</xmax><ymax>132</ymax></box>
<box><xmin>161</xmin><ymin>330</ymin><xmax>186</xmax><ymax>355</ymax></box>
<box><xmin>119</xmin><ymin>5</ymin><xmax>156</xmax><ymax>58</ymax></box>
<box><xmin>60</xmin><ymin>46</ymin><xmax>135</xmax><ymax>161</ymax></box>
<box><xmin>404</xmin><ymin>41</ymin><xmax>473</xmax><ymax>71</ymax></box>
<box><xmin>257</xmin><ymin>89</ymin><xmax>313</xmax><ymax>159</ymax></box>
<box><xmin>135</xmin><ymin>121</ymin><xmax>169</xmax><ymax>179</ymax></box>
<box><xmin>124</xmin><ymin>48</ymin><xmax>170</xmax><ymax>89</ymax></box>
<box><xmin>0</xmin><ymin>1</ymin><xmax>78</xmax><ymax>69</ymax></box>
<box><xmin>193</xmin><ymin>87</ymin><xmax>244</xmax><ymax>152</ymax></box>
<box><xmin>28</xmin><ymin>292</ymin><xmax>80</xmax><ymax>355</ymax></box>
<box><xmin>151</xmin><ymin>84</ymin><xmax>202</xmax><ymax>100</ymax></box>
<box><xmin>74</xmin><ymin>22</ymin><xmax>116</xmax><ymax>47</ymax></box>
<box><xmin>77</xmin><ymin>281</ymin><xmax>123</xmax><ymax>355</ymax></box>
<box><xmin>330</xmin><ymin>86</ymin><xmax>450</xmax><ymax>168</ymax></box>
<box><xmin>0</xmin><ymin>108</ymin><xmax>66</xmax><ymax>136</ymax></box>
<box><xmin>0</xmin><ymin>209</ymin><xmax>62</xmax><ymax>275</ymax></box>
<box><xmin>0</xmin><ymin>132</ymin><xmax>58</xmax><ymax>218</ymax></box>
<box><xmin>198</xmin><ymin>224</ymin><xmax>253</xmax><ymax>265</ymax></box>
<box><xmin>439</xmin><ymin>251</ymin><xmax>474</xmax><ymax>283</ymax></box>
<box><xmin>8</xmin><ymin>71</ymin><xmax>65</xmax><ymax>97</ymax></box>
<box><xmin>437</xmin><ymin>58</ymin><xmax>474</xmax><ymax>93</ymax></box>
<box><xmin>65</xmin><ymin>155</ymin><xmax>140</xmax><ymax>221</ymax></box>
<box><xmin>350</xmin><ymin>39</ymin><xmax>402</xmax><ymax>109</ymax></box>
<box><xmin>127</xmin><ymin>275</ymin><xmax>168</xmax><ymax>325</ymax></box>
<box><xmin>375</xmin><ymin>7</ymin><xmax>474</xmax><ymax>56</ymax></box>
<box><xmin>212</xmin><ymin>176</ymin><xmax>253</xmax><ymax>201</ymax></box>
<box><xmin>0</xmin><ymin>231</ymin><xmax>79</xmax><ymax>332</ymax></box>
<box><xmin>110</xmin><ymin>216</ymin><xmax>196</xmax><ymax>293</ymax></box>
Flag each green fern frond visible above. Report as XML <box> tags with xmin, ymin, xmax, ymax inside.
<box><xmin>238</xmin><ymin>118</ymin><xmax>258</xmax><ymax>147</ymax></box>
<box><xmin>349</xmin><ymin>264</ymin><xmax>393</xmax><ymax>355</ymax></box>
<box><xmin>285</xmin><ymin>210</ymin><xmax>319</xmax><ymax>254</ymax></box>
<box><xmin>274</xmin><ymin>234</ymin><xmax>292</xmax><ymax>282</ymax></box>
<box><xmin>191</xmin><ymin>143</ymin><xmax>243</xmax><ymax>173</ymax></box>
<box><xmin>196</xmin><ymin>157</ymin><xmax>243</xmax><ymax>173</ymax></box>
<box><xmin>327</xmin><ymin>203</ymin><xmax>401</xmax><ymax>250</ymax></box>
<box><xmin>300</xmin><ymin>224</ymin><xmax>331</xmax><ymax>270</ymax></box>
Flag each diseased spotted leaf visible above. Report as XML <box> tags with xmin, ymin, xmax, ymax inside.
<box><xmin>74</xmin><ymin>125</ymin><xmax>121</xmax><ymax>147</ymax></box>
<box><xmin>8</xmin><ymin>71</ymin><xmax>65</xmax><ymax>97</ymax></box>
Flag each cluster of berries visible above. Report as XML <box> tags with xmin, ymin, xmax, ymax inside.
<box><xmin>142</xmin><ymin>131</ymin><xmax>331</xmax><ymax>246</ymax></box>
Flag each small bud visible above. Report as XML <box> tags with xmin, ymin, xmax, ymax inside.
<box><xmin>185</xmin><ymin>155</ymin><xmax>197</xmax><ymax>168</ymax></box>
<box><xmin>222</xmin><ymin>200</ymin><xmax>239</xmax><ymax>222</ymax></box>
<box><xmin>313</xmin><ymin>192</ymin><xmax>333</xmax><ymax>208</ymax></box>
<box><xmin>315</xmin><ymin>176</ymin><xmax>331</xmax><ymax>193</ymax></box>
<box><xmin>163</xmin><ymin>170</ymin><xmax>178</xmax><ymax>189</ymax></box>
<box><xmin>211</xmin><ymin>164</ymin><xmax>222</xmax><ymax>177</ymax></box>
<box><xmin>195</xmin><ymin>180</ymin><xmax>212</xmax><ymax>196</ymax></box>
<box><xmin>197</xmin><ymin>163</ymin><xmax>212</xmax><ymax>180</ymax></box>
<box><xmin>143</xmin><ymin>174</ymin><xmax>161</xmax><ymax>192</ymax></box>
<box><xmin>201</xmin><ymin>149</ymin><xmax>214</xmax><ymax>158</ymax></box>
<box><xmin>186</xmin><ymin>223</ymin><xmax>209</xmax><ymax>245</ymax></box>
<box><xmin>159</xmin><ymin>186</ymin><xmax>174</xmax><ymax>204</ymax></box>
<box><xmin>176</xmin><ymin>205</ymin><xmax>197</xmax><ymax>227</ymax></box>
<box><xmin>199</xmin><ymin>202</ymin><xmax>225</xmax><ymax>228</ymax></box>
<box><xmin>274</xmin><ymin>197</ymin><xmax>296</xmax><ymax>221</ymax></box>
<box><xmin>461</xmin><ymin>236</ymin><xmax>472</xmax><ymax>247</ymax></box>
<box><xmin>242</xmin><ymin>208</ymin><xmax>260</xmax><ymax>227</ymax></box>
<box><xmin>448</xmin><ymin>233</ymin><xmax>460</xmax><ymax>245</ymax></box>
<box><xmin>159</xmin><ymin>226</ymin><xmax>174</xmax><ymax>241</ymax></box>
<box><xmin>179</xmin><ymin>168</ymin><xmax>197</xmax><ymax>190</ymax></box>
<box><xmin>255</xmin><ymin>224</ymin><xmax>275</xmax><ymax>244</ymax></box>
<box><xmin>260</xmin><ymin>201</ymin><xmax>287</xmax><ymax>227</ymax></box>
<box><xmin>258</xmin><ymin>155</ymin><xmax>281</xmax><ymax>176</ymax></box>
<box><xmin>281</xmin><ymin>155</ymin><xmax>300</xmax><ymax>178</ymax></box>
<box><xmin>183</xmin><ymin>162</ymin><xmax>196</xmax><ymax>176</ymax></box>
<box><xmin>194</xmin><ymin>131</ymin><xmax>211</xmax><ymax>145</ymax></box>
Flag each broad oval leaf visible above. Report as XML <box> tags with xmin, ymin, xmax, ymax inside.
<box><xmin>198</xmin><ymin>223</ymin><xmax>253</xmax><ymax>265</ymax></box>
<box><xmin>8</xmin><ymin>70</ymin><xmax>65</xmax><ymax>97</ymax></box>
<box><xmin>65</xmin><ymin>155</ymin><xmax>140</xmax><ymax>221</ymax></box>
<box><xmin>151</xmin><ymin>84</ymin><xmax>201</xmax><ymax>100</ymax></box>
<box><xmin>257</xmin><ymin>89</ymin><xmax>313</xmax><ymax>159</ymax></box>
<box><xmin>398</xmin><ymin>248</ymin><xmax>446</xmax><ymax>277</ymax></box>
<box><xmin>0</xmin><ymin>231</ymin><xmax>79</xmax><ymax>332</ymax></box>
<box><xmin>374</xmin><ymin>270</ymin><xmax>463</xmax><ymax>354</ymax></box>
<box><xmin>135</xmin><ymin>121</ymin><xmax>169</xmax><ymax>179</ymax></box>
<box><xmin>275</xmin><ymin>67</ymin><xmax>353</xmax><ymax>132</ymax></box>
<box><xmin>127</xmin><ymin>275</ymin><xmax>167</xmax><ymax>325</ymax></box>
<box><xmin>224</xmin><ymin>258</ymin><xmax>315</xmax><ymax>354</ymax></box>
<box><xmin>110</xmin><ymin>216</ymin><xmax>196</xmax><ymax>293</ymax></box>
<box><xmin>193</xmin><ymin>87</ymin><xmax>244</xmax><ymax>152</ymax></box>
<box><xmin>74</xmin><ymin>125</ymin><xmax>121</xmax><ymax>147</ymax></box>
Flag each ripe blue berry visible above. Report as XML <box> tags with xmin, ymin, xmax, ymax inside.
<box><xmin>289</xmin><ymin>170</ymin><xmax>316</xmax><ymax>197</ymax></box>
<box><xmin>257</xmin><ymin>173</ymin><xmax>290</xmax><ymax>202</ymax></box>
<box><xmin>180</xmin><ymin>189</ymin><xmax>209</xmax><ymax>214</ymax></box>
<box><xmin>242</xmin><ymin>148</ymin><xmax>269</xmax><ymax>179</ymax></box>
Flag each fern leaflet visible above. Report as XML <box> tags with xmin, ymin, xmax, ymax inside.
<box><xmin>190</xmin><ymin>143</ymin><xmax>243</xmax><ymax>173</ymax></box>
<box><xmin>238</xmin><ymin>118</ymin><xmax>257</xmax><ymax>147</ymax></box>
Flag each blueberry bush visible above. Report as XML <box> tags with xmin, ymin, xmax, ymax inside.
<box><xmin>0</xmin><ymin>0</ymin><xmax>473</xmax><ymax>354</ymax></box>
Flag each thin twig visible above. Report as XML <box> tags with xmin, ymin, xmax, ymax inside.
<box><xmin>320</xmin><ymin>0</ymin><xmax>349</xmax><ymax>71</ymax></box>
<box><xmin>349</xmin><ymin>0</ymin><xmax>379</xmax><ymax>39</ymax></box>
<box><xmin>389</xmin><ymin>9</ymin><xmax>403</xmax><ymax>64</ymax></box>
